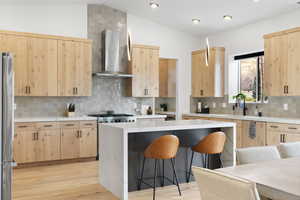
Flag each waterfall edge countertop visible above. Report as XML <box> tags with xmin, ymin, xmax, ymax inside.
<box><xmin>101</xmin><ymin>119</ymin><xmax>236</xmax><ymax>133</ymax></box>
<box><xmin>183</xmin><ymin>113</ymin><xmax>300</xmax><ymax>125</ymax></box>
<box><xmin>98</xmin><ymin>119</ymin><xmax>236</xmax><ymax>200</ymax></box>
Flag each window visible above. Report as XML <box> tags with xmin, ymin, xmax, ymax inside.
<box><xmin>229</xmin><ymin>52</ymin><xmax>264</xmax><ymax>103</ymax></box>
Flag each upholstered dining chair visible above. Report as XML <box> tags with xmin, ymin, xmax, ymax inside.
<box><xmin>192</xmin><ymin>167</ymin><xmax>261</xmax><ymax>200</ymax></box>
<box><xmin>277</xmin><ymin>142</ymin><xmax>300</xmax><ymax>158</ymax></box>
<box><xmin>236</xmin><ymin>146</ymin><xmax>281</xmax><ymax>165</ymax></box>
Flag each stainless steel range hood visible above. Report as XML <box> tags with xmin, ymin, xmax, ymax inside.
<box><xmin>93</xmin><ymin>30</ymin><xmax>133</xmax><ymax>78</ymax></box>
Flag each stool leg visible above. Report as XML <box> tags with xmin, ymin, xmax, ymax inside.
<box><xmin>153</xmin><ymin>159</ymin><xmax>158</xmax><ymax>200</ymax></box>
<box><xmin>162</xmin><ymin>160</ymin><xmax>165</xmax><ymax>187</ymax></box>
<box><xmin>186</xmin><ymin>151</ymin><xmax>195</xmax><ymax>183</ymax></box>
<box><xmin>206</xmin><ymin>154</ymin><xmax>209</xmax><ymax>169</ymax></box>
<box><xmin>219</xmin><ymin>153</ymin><xmax>223</xmax><ymax>168</ymax></box>
<box><xmin>138</xmin><ymin>157</ymin><xmax>146</xmax><ymax>190</ymax></box>
<box><xmin>170</xmin><ymin>158</ymin><xmax>182</xmax><ymax>196</ymax></box>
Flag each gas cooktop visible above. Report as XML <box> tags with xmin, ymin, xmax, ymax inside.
<box><xmin>88</xmin><ymin>113</ymin><xmax>136</xmax><ymax>123</ymax></box>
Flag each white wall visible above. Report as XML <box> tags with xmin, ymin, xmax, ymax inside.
<box><xmin>0</xmin><ymin>4</ymin><xmax>87</xmax><ymax>38</ymax></box>
<box><xmin>200</xmin><ymin>9</ymin><xmax>300</xmax><ymax>95</ymax></box>
<box><xmin>127</xmin><ymin>14</ymin><xmax>201</xmax><ymax>117</ymax></box>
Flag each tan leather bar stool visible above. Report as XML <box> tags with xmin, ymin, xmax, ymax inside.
<box><xmin>137</xmin><ymin>135</ymin><xmax>181</xmax><ymax>200</ymax></box>
<box><xmin>186</xmin><ymin>131</ymin><xmax>226</xmax><ymax>183</ymax></box>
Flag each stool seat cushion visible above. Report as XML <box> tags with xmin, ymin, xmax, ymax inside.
<box><xmin>144</xmin><ymin>135</ymin><xmax>179</xmax><ymax>159</ymax></box>
<box><xmin>278</xmin><ymin>142</ymin><xmax>300</xmax><ymax>158</ymax></box>
<box><xmin>192</xmin><ymin>132</ymin><xmax>226</xmax><ymax>154</ymax></box>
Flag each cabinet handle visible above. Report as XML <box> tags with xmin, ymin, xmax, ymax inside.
<box><xmin>286</xmin><ymin>85</ymin><xmax>289</xmax><ymax>94</ymax></box>
<box><xmin>75</xmin><ymin>87</ymin><xmax>78</xmax><ymax>95</ymax></box>
<box><xmin>80</xmin><ymin>130</ymin><xmax>82</xmax><ymax>138</ymax></box>
<box><xmin>18</xmin><ymin>125</ymin><xmax>28</xmax><ymax>128</ymax></box>
<box><xmin>44</xmin><ymin>125</ymin><xmax>53</xmax><ymax>128</ymax></box>
<box><xmin>280</xmin><ymin>134</ymin><xmax>283</xmax><ymax>143</ymax></box>
<box><xmin>65</xmin><ymin>124</ymin><xmax>75</xmax><ymax>127</ymax></box>
<box><xmin>283</xmin><ymin>134</ymin><xmax>286</xmax><ymax>143</ymax></box>
<box><xmin>283</xmin><ymin>86</ymin><xmax>286</xmax><ymax>94</ymax></box>
<box><xmin>28</xmin><ymin>86</ymin><xmax>31</xmax><ymax>94</ymax></box>
<box><xmin>73</xmin><ymin>88</ymin><xmax>76</xmax><ymax>95</ymax></box>
<box><xmin>200</xmin><ymin>90</ymin><xmax>204</xmax><ymax>96</ymax></box>
<box><xmin>270</xmin><ymin>125</ymin><xmax>279</xmax><ymax>129</ymax></box>
<box><xmin>76</xmin><ymin>130</ymin><xmax>80</xmax><ymax>138</ymax></box>
<box><xmin>288</xmin><ymin>127</ymin><xmax>297</xmax><ymax>130</ymax></box>
<box><xmin>84</xmin><ymin>123</ymin><xmax>93</xmax><ymax>126</ymax></box>
<box><xmin>25</xmin><ymin>86</ymin><xmax>28</xmax><ymax>94</ymax></box>
<box><xmin>36</xmin><ymin>132</ymin><xmax>39</xmax><ymax>140</ymax></box>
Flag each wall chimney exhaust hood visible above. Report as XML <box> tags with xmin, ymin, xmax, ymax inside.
<box><xmin>93</xmin><ymin>30</ymin><xmax>133</xmax><ymax>78</ymax></box>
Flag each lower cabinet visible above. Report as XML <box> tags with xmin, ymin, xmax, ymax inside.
<box><xmin>266</xmin><ymin>123</ymin><xmax>300</xmax><ymax>145</ymax></box>
<box><xmin>14</xmin><ymin>121</ymin><xmax>97</xmax><ymax>164</ymax></box>
<box><xmin>241</xmin><ymin>121</ymin><xmax>266</xmax><ymax>148</ymax></box>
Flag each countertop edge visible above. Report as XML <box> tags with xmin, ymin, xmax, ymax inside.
<box><xmin>183</xmin><ymin>113</ymin><xmax>300</xmax><ymax>125</ymax></box>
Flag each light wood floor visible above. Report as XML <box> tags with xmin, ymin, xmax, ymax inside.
<box><xmin>13</xmin><ymin>161</ymin><xmax>201</xmax><ymax>200</ymax></box>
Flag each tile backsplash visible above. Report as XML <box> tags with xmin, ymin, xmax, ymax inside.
<box><xmin>191</xmin><ymin>95</ymin><xmax>300</xmax><ymax>119</ymax></box>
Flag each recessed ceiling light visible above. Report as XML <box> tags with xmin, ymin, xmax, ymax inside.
<box><xmin>149</xmin><ymin>1</ymin><xmax>159</xmax><ymax>9</ymax></box>
<box><xmin>192</xmin><ymin>18</ymin><xmax>201</xmax><ymax>24</ymax></box>
<box><xmin>223</xmin><ymin>15</ymin><xmax>233</xmax><ymax>21</ymax></box>
<box><xmin>253</xmin><ymin>0</ymin><xmax>260</xmax><ymax>2</ymax></box>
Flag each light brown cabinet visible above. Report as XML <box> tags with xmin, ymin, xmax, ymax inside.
<box><xmin>191</xmin><ymin>47</ymin><xmax>225</xmax><ymax>97</ymax></box>
<box><xmin>27</xmin><ymin>37</ymin><xmax>58</xmax><ymax>96</ymax></box>
<box><xmin>0</xmin><ymin>30</ymin><xmax>92</xmax><ymax>97</ymax></box>
<box><xmin>264</xmin><ymin>27</ymin><xmax>300</xmax><ymax>96</ymax></box>
<box><xmin>58</xmin><ymin>41</ymin><xmax>92</xmax><ymax>96</ymax></box>
<box><xmin>127</xmin><ymin>45</ymin><xmax>159</xmax><ymax>97</ymax></box>
<box><xmin>0</xmin><ymin>34</ymin><xmax>28</xmax><ymax>96</ymax></box>
<box><xmin>241</xmin><ymin>121</ymin><xmax>266</xmax><ymax>148</ymax></box>
<box><xmin>14</xmin><ymin>121</ymin><xmax>97</xmax><ymax>165</ymax></box>
<box><xmin>159</xmin><ymin>58</ymin><xmax>176</xmax><ymax>97</ymax></box>
<box><xmin>266</xmin><ymin>123</ymin><xmax>300</xmax><ymax>145</ymax></box>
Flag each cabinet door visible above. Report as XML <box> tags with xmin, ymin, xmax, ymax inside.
<box><xmin>147</xmin><ymin>48</ymin><xmax>159</xmax><ymax>97</ymax></box>
<box><xmin>27</xmin><ymin>37</ymin><xmax>58</xmax><ymax>96</ymax></box>
<box><xmin>266</xmin><ymin>131</ymin><xmax>283</xmax><ymax>146</ymax></box>
<box><xmin>61</xmin><ymin>128</ymin><xmax>80</xmax><ymax>159</ymax></box>
<box><xmin>79</xmin><ymin>128</ymin><xmax>97</xmax><ymax>158</ymax></box>
<box><xmin>76</xmin><ymin>42</ymin><xmax>92</xmax><ymax>96</ymax></box>
<box><xmin>241</xmin><ymin>121</ymin><xmax>266</xmax><ymax>148</ymax></box>
<box><xmin>58</xmin><ymin>41</ymin><xmax>80</xmax><ymax>96</ymax></box>
<box><xmin>191</xmin><ymin>53</ymin><xmax>203</xmax><ymax>97</ymax></box>
<box><xmin>130</xmin><ymin>47</ymin><xmax>147</xmax><ymax>97</ymax></box>
<box><xmin>264</xmin><ymin>35</ymin><xmax>288</xmax><ymax>96</ymax></box>
<box><xmin>39</xmin><ymin>129</ymin><xmax>61</xmax><ymax>161</ymax></box>
<box><xmin>13</xmin><ymin>131</ymin><xmax>38</xmax><ymax>163</ymax></box>
<box><xmin>203</xmin><ymin>50</ymin><xmax>215</xmax><ymax>97</ymax></box>
<box><xmin>167</xmin><ymin>59</ymin><xmax>177</xmax><ymax>97</ymax></box>
<box><xmin>287</xmin><ymin>31</ymin><xmax>300</xmax><ymax>96</ymax></box>
<box><xmin>285</xmin><ymin>133</ymin><xmax>300</xmax><ymax>143</ymax></box>
<box><xmin>159</xmin><ymin>58</ymin><xmax>168</xmax><ymax>97</ymax></box>
<box><xmin>0</xmin><ymin>34</ymin><xmax>28</xmax><ymax>96</ymax></box>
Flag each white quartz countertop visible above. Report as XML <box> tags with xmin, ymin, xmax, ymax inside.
<box><xmin>15</xmin><ymin>116</ymin><xmax>97</xmax><ymax>123</ymax></box>
<box><xmin>101</xmin><ymin>119</ymin><xmax>235</xmax><ymax>133</ymax></box>
<box><xmin>183</xmin><ymin>113</ymin><xmax>300</xmax><ymax>125</ymax></box>
<box><xmin>135</xmin><ymin>114</ymin><xmax>167</xmax><ymax>119</ymax></box>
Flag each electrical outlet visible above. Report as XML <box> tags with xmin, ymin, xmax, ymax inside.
<box><xmin>212</xmin><ymin>102</ymin><xmax>216</xmax><ymax>108</ymax></box>
<box><xmin>222</xmin><ymin>103</ymin><xmax>227</xmax><ymax>108</ymax></box>
<box><xmin>283</xmin><ymin>104</ymin><xmax>288</xmax><ymax>111</ymax></box>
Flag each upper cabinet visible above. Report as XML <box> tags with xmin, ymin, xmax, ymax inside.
<box><xmin>264</xmin><ymin>27</ymin><xmax>300</xmax><ymax>96</ymax></box>
<box><xmin>127</xmin><ymin>44</ymin><xmax>159</xmax><ymax>97</ymax></box>
<box><xmin>159</xmin><ymin>58</ymin><xmax>177</xmax><ymax>98</ymax></box>
<box><xmin>58</xmin><ymin>41</ymin><xmax>92</xmax><ymax>96</ymax></box>
<box><xmin>27</xmin><ymin>37</ymin><xmax>58</xmax><ymax>96</ymax></box>
<box><xmin>0</xmin><ymin>30</ymin><xmax>92</xmax><ymax>97</ymax></box>
<box><xmin>191</xmin><ymin>47</ymin><xmax>225</xmax><ymax>97</ymax></box>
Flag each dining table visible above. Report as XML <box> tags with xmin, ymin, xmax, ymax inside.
<box><xmin>218</xmin><ymin>157</ymin><xmax>300</xmax><ymax>200</ymax></box>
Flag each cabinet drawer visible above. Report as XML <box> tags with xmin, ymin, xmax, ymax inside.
<box><xmin>80</xmin><ymin>121</ymin><xmax>97</xmax><ymax>128</ymax></box>
<box><xmin>15</xmin><ymin>123</ymin><xmax>36</xmax><ymax>131</ymax></box>
<box><xmin>60</xmin><ymin>121</ymin><xmax>80</xmax><ymax>129</ymax></box>
<box><xmin>36</xmin><ymin>122</ymin><xmax>60</xmax><ymax>130</ymax></box>
<box><xmin>284</xmin><ymin>124</ymin><xmax>300</xmax><ymax>133</ymax></box>
<box><xmin>267</xmin><ymin>123</ymin><xmax>285</xmax><ymax>132</ymax></box>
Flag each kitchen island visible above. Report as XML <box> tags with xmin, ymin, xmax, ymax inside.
<box><xmin>99</xmin><ymin>119</ymin><xmax>236</xmax><ymax>200</ymax></box>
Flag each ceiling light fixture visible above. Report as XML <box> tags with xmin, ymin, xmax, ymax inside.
<box><xmin>192</xmin><ymin>18</ymin><xmax>201</xmax><ymax>24</ymax></box>
<box><xmin>223</xmin><ymin>15</ymin><xmax>233</xmax><ymax>21</ymax></box>
<box><xmin>253</xmin><ymin>0</ymin><xmax>260</xmax><ymax>2</ymax></box>
<box><xmin>149</xmin><ymin>1</ymin><xmax>159</xmax><ymax>9</ymax></box>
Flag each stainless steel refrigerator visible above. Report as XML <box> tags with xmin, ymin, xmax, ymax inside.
<box><xmin>0</xmin><ymin>52</ymin><xmax>14</xmax><ymax>200</ymax></box>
